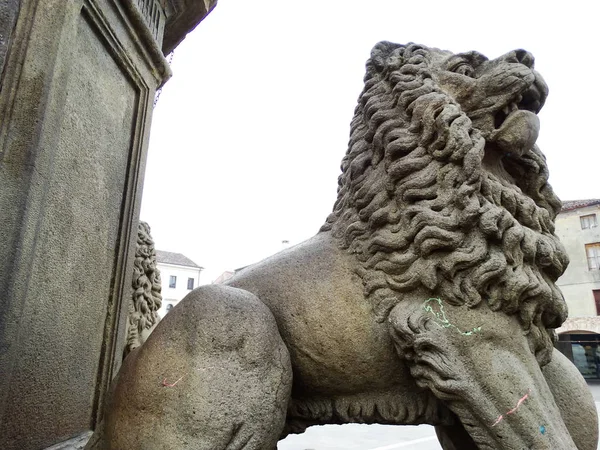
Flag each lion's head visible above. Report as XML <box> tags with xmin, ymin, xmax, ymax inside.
<box><xmin>321</xmin><ymin>42</ymin><xmax>568</xmax><ymax>364</ymax></box>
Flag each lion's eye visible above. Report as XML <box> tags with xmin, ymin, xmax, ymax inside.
<box><xmin>452</xmin><ymin>63</ymin><xmax>475</xmax><ymax>78</ymax></box>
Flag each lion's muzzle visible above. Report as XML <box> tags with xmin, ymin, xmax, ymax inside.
<box><xmin>483</xmin><ymin>51</ymin><xmax>549</xmax><ymax>156</ymax></box>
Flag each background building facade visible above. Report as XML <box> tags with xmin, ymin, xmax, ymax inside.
<box><xmin>554</xmin><ymin>199</ymin><xmax>600</xmax><ymax>379</ymax></box>
<box><xmin>156</xmin><ymin>250</ymin><xmax>203</xmax><ymax>317</ymax></box>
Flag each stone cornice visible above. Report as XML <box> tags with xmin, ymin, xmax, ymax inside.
<box><xmin>119</xmin><ymin>0</ymin><xmax>172</xmax><ymax>85</ymax></box>
<box><xmin>161</xmin><ymin>0</ymin><xmax>217</xmax><ymax>55</ymax></box>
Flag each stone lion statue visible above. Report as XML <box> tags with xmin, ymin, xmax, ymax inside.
<box><xmin>124</xmin><ymin>221</ymin><xmax>162</xmax><ymax>356</ymax></box>
<box><xmin>89</xmin><ymin>42</ymin><xmax>598</xmax><ymax>450</ymax></box>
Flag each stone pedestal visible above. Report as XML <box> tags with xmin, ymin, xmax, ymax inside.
<box><xmin>0</xmin><ymin>1</ymin><xmax>215</xmax><ymax>449</ymax></box>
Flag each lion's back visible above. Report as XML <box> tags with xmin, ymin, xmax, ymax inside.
<box><xmin>227</xmin><ymin>232</ymin><xmax>410</xmax><ymax>395</ymax></box>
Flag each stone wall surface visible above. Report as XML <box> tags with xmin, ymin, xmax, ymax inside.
<box><xmin>0</xmin><ymin>0</ymin><xmax>215</xmax><ymax>447</ymax></box>
<box><xmin>0</xmin><ymin>1</ymin><xmax>172</xmax><ymax>449</ymax></box>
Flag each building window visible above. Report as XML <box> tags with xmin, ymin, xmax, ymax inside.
<box><xmin>585</xmin><ymin>243</ymin><xmax>600</xmax><ymax>270</ymax></box>
<box><xmin>558</xmin><ymin>333</ymin><xmax>600</xmax><ymax>379</ymax></box>
<box><xmin>169</xmin><ymin>275</ymin><xmax>177</xmax><ymax>288</ymax></box>
<box><xmin>581</xmin><ymin>214</ymin><xmax>598</xmax><ymax>230</ymax></box>
<box><xmin>187</xmin><ymin>278</ymin><xmax>194</xmax><ymax>290</ymax></box>
<box><xmin>595</xmin><ymin>290</ymin><xmax>600</xmax><ymax>316</ymax></box>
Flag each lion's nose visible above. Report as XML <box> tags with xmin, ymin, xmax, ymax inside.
<box><xmin>499</xmin><ymin>49</ymin><xmax>535</xmax><ymax>68</ymax></box>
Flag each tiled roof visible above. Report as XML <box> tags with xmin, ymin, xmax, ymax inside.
<box><xmin>561</xmin><ymin>199</ymin><xmax>600</xmax><ymax>212</ymax></box>
<box><xmin>213</xmin><ymin>271</ymin><xmax>234</xmax><ymax>284</ymax></box>
<box><xmin>156</xmin><ymin>250</ymin><xmax>203</xmax><ymax>269</ymax></box>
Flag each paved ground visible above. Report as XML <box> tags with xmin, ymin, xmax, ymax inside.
<box><xmin>279</xmin><ymin>424</ymin><xmax>441</xmax><ymax>450</ymax></box>
<box><xmin>278</xmin><ymin>382</ymin><xmax>600</xmax><ymax>450</ymax></box>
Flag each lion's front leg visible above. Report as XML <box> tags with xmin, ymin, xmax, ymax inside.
<box><xmin>388</xmin><ymin>298</ymin><xmax>577</xmax><ymax>450</ymax></box>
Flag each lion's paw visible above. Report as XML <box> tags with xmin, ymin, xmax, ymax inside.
<box><xmin>388</xmin><ymin>298</ymin><xmax>482</xmax><ymax>401</ymax></box>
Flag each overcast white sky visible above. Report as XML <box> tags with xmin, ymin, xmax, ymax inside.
<box><xmin>141</xmin><ymin>0</ymin><xmax>599</xmax><ymax>284</ymax></box>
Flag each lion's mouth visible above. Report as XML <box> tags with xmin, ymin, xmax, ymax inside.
<box><xmin>492</xmin><ymin>83</ymin><xmax>544</xmax><ymax>130</ymax></box>
<box><xmin>488</xmin><ymin>81</ymin><xmax>545</xmax><ymax>157</ymax></box>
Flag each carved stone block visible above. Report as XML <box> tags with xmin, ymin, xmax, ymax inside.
<box><xmin>0</xmin><ymin>1</ymin><xmax>213</xmax><ymax>449</ymax></box>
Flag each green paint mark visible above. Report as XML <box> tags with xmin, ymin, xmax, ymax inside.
<box><xmin>422</xmin><ymin>298</ymin><xmax>482</xmax><ymax>336</ymax></box>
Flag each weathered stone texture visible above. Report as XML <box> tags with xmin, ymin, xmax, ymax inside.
<box><xmin>0</xmin><ymin>1</ymin><xmax>171</xmax><ymax>448</ymax></box>
<box><xmin>1</xmin><ymin>0</ymin><xmax>216</xmax><ymax>448</ymax></box>
<box><xmin>0</xmin><ymin>0</ymin><xmax>21</xmax><ymax>78</ymax></box>
<box><xmin>1</xmin><ymin>10</ymin><xmax>138</xmax><ymax>440</ymax></box>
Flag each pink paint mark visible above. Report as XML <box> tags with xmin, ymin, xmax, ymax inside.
<box><xmin>491</xmin><ymin>389</ymin><xmax>531</xmax><ymax>427</ymax></box>
<box><xmin>161</xmin><ymin>375</ymin><xmax>184</xmax><ymax>387</ymax></box>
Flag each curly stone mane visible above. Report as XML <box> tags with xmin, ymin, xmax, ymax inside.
<box><xmin>125</xmin><ymin>221</ymin><xmax>162</xmax><ymax>355</ymax></box>
<box><xmin>321</xmin><ymin>42</ymin><xmax>568</xmax><ymax>363</ymax></box>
